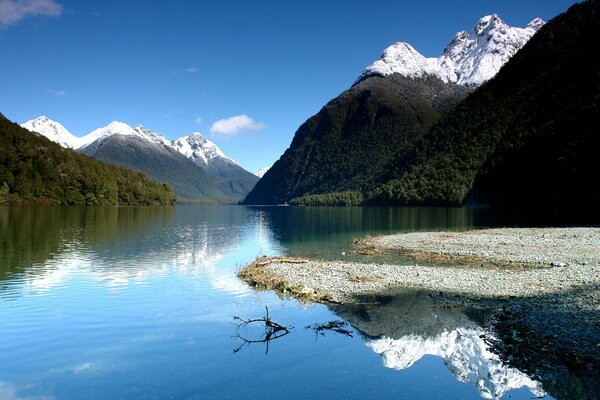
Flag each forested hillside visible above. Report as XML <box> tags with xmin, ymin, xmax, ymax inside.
<box><xmin>370</xmin><ymin>0</ymin><xmax>600</xmax><ymax>207</ymax></box>
<box><xmin>0</xmin><ymin>116</ymin><xmax>176</xmax><ymax>206</ymax></box>
<box><xmin>243</xmin><ymin>74</ymin><xmax>470</xmax><ymax>205</ymax></box>
<box><xmin>244</xmin><ymin>1</ymin><xmax>599</xmax><ymax>207</ymax></box>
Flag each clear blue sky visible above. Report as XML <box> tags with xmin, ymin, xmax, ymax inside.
<box><xmin>0</xmin><ymin>0</ymin><xmax>579</xmax><ymax>173</ymax></box>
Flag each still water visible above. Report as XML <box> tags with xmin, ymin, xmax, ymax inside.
<box><xmin>0</xmin><ymin>206</ymin><xmax>594</xmax><ymax>399</ymax></box>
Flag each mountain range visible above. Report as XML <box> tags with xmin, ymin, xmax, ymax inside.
<box><xmin>21</xmin><ymin>117</ymin><xmax>258</xmax><ymax>203</ymax></box>
<box><xmin>355</xmin><ymin>15</ymin><xmax>544</xmax><ymax>87</ymax></box>
<box><xmin>244</xmin><ymin>2</ymin><xmax>599</xmax><ymax>208</ymax></box>
<box><xmin>243</xmin><ymin>14</ymin><xmax>543</xmax><ymax>205</ymax></box>
<box><xmin>0</xmin><ymin>115</ymin><xmax>175</xmax><ymax>206</ymax></box>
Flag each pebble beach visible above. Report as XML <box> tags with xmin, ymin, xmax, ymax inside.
<box><xmin>238</xmin><ymin>228</ymin><xmax>600</xmax><ymax>309</ymax></box>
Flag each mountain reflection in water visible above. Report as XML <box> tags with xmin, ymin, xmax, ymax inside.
<box><xmin>331</xmin><ymin>291</ymin><xmax>545</xmax><ymax>400</ymax></box>
<box><xmin>2</xmin><ymin>205</ymin><xmax>597</xmax><ymax>399</ymax></box>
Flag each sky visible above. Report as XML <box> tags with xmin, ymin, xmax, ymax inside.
<box><xmin>0</xmin><ymin>0</ymin><xmax>579</xmax><ymax>174</ymax></box>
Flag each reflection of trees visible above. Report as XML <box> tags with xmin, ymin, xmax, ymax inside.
<box><xmin>330</xmin><ymin>290</ymin><xmax>544</xmax><ymax>400</ymax></box>
<box><xmin>331</xmin><ymin>290</ymin><xmax>476</xmax><ymax>339</ymax></box>
<box><xmin>0</xmin><ymin>206</ymin><xmax>259</xmax><ymax>292</ymax></box>
<box><xmin>258</xmin><ymin>207</ymin><xmax>475</xmax><ymax>245</ymax></box>
<box><xmin>483</xmin><ymin>289</ymin><xmax>600</xmax><ymax>400</ymax></box>
<box><xmin>0</xmin><ymin>206</ymin><xmax>175</xmax><ymax>282</ymax></box>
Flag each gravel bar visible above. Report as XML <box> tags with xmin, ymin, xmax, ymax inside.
<box><xmin>238</xmin><ymin>228</ymin><xmax>600</xmax><ymax>309</ymax></box>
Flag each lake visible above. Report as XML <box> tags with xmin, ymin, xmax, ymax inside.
<box><xmin>0</xmin><ymin>206</ymin><xmax>596</xmax><ymax>399</ymax></box>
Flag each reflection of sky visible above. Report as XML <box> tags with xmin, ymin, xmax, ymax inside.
<box><xmin>0</xmin><ymin>381</ymin><xmax>54</xmax><ymax>400</ymax></box>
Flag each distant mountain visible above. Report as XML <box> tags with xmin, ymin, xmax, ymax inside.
<box><xmin>243</xmin><ymin>14</ymin><xmax>540</xmax><ymax>205</ymax></box>
<box><xmin>256</xmin><ymin>167</ymin><xmax>269</xmax><ymax>178</ymax></box>
<box><xmin>79</xmin><ymin>133</ymin><xmax>229</xmax><ymax>202</ymax></box>
<box><xmin>172</xmin><ymin>132</ymin><xmax>258</xmax><ymax>198</ymax></box>
<box><xmin>0</xmin><ymin>116</ymin><xmax>175</xmax><ymax>206</ymax></box>
<box><xmin>370</xmin><ymin>0</ymin><xmax>600</xmax><ymax>207</ymax></box>
<box><xmin>21</xmin><ymin>118</ymin><xmax>258</xmax><ymax>202</ymax></box>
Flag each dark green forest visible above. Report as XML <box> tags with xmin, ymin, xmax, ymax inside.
<box><xmin>243</xmin><ymin>73</ymin><xmax>470</xmax><ymax>205</ymax></box>
<box><xmin>244</xmin><ymin>0</ymin><xmax>599</xmax><ymax>208</ymax></box>
<box><xmin>0</xmin><ymin>116</ymin><xmax>176</xmax><ymax>206</ymax></box>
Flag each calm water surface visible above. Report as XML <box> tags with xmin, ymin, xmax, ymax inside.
<box><xmin>0</xmin><ymin>206</ymin><xmax>594</xmax><ymax>399</ymax></box>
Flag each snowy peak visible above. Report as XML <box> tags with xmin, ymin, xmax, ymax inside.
<box><xmin>527</xmin><ymin>17</ymin><xmax>544</xmax><ymax>30</ymax></box>
<box><xmin>82</xmin><ymin>121</ymin><xmax>136</xmax><ymax>148</ymax></box>
<box><xmin>474</xmin><ymin>14</ymin><xmax>501</xmax><ymax>35</ymax></box>
<box><xmin>256</xmin><ymin>167</ymin><xmax>270</xmax><ymax>178</ymax></box>
<box><xmin>357</xmin><ymin>14</ymin><xmax>544</xmax><ymax>87</ymax></box>
<box><xmin>359</xmin><ymin>42</ymin><xmax>442</xmax><ymax>82</ymax></box>
<box><xmin>133</xmin><ymin>125</ymin><xmax>171</xmax><ymax>147</ymax></box>
<box><xmin>21</xmin><ymin>116</ymin><xmax>82</xmax><ymax>149</ymax></box>
<box><xmin>79</xmin><ymin>122</ymin><xmax>171</xmax><ymax>149</ymax></box>
<box><xmin>172</xmin><ymin>132</ymin><xmax>234</xmax><ymax>167</ymax></box>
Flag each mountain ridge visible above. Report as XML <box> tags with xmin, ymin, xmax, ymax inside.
<box><xmin>355</xmin><ymin>14</ymin><xmax>543</xmax><ymax>87</ymax></box>
<box><xmin>1</xmin><ymin>116</ymin><xmax>175</xmax><ymax>206</ymax></box>
<box><xmin>21</xmin><ymin>117</ymin><xmax>258</xmax><ymax>202</ymax></box>
<box><xmin>21</xmin><ymin>117</ymin><xmax>241</xmax><ymax>169</ymax></box>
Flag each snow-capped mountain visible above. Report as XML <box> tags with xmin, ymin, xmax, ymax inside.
<box><xmin>367</xmin><ymin>328</ymin><xmax>545</xmax><ymax>400</ymax></box>
<box><xmin>21</xmin><ymin>117</ymin><xmax>242</xmax><ymax>172</ymax></box>
<box><xmin>356</xmin><ymin>15</ymin><xmax>544</xmax><ymax>87</ymax></box>
<box><xmin>21</xmin><ymin>116</ymin><xmax>83</xmax><ymax>149</ymax></box>
<box><xmin>172</xmin><ymin>132</ymin><xmax>234</xmax><ymax>167</ymax></box>
<box><xmin>81</xmin><ymin>121</ymin><xmax>171</xmax><ymax>149</ymax></box>
<box><xmin>21</xmin><ymin>116</ymin><xmax>259</xmax><ymax>201</ymax></box>
<box><xmin>256</xmin><ymin>167</ymin><xmax>269</xmax><ymax>178</ymax></box>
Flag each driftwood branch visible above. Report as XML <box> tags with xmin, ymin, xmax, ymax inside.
<box><xmin>233</xmin><ymin>306</ymin><xmax>292</xmax><ymax>354</ymax></box>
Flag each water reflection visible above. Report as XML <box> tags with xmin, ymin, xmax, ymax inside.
<box><xmin>0</xmin><ymin>206</ymin><xmax>280</xmax><ymax>298</ymax></box>
<box><xmin>0</xmin><ymin>381</ymin><xmax>53</xmax><ymax>400</ymax></box>
<box><xmin>0</xmin><ymin>205</ymin><xmax>596</xmax><ymax>400</ymax></box>
<box><xmin>331</xmin><ymin>291</ymin><xmax>545</xmax><ymax>400</ymax></box>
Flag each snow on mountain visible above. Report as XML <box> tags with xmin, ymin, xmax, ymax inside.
<box><xmin>21</xmin><ymin>116</ymin><xmax>83</xmax><ymax>149</ymax></box>
<box><xmin>171</xmin><ymin>132</ymin><xmax>235</xmax><ymax>167</ymax></box>
<box><xmin>357</xmin><ymin>15</ymin><xmax>544</xmax><ymax>87</ymax></box>
<box><xmin>367</xmin><ymin>327</ymin><xmax>545</xmax><ymax>400</ymax></box>
<box><xmin>81</xmin><ymin>121</ymin><xmax>171</xmax><ymax>149</ymax></box>
<box><xmin>256</xmin><ymin>167</ymin><xmax>270</xmax><ymax>178</ymax></box>
<box><xmin>133</xmin><ymin>125</ymin><xmax>172</xmax><ymax>147</ymax></box>
<box><xmin>81</xmin><ymin>121</ymin><xmax>137</xmax><ymax>148</ymax></box>
<box><xmin>20</xmin><ymin>116</ymin><xmax>237</xmax><ymax>166</ymax></box>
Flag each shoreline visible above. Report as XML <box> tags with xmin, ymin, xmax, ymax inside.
<box><xmin>237</xmin><ymin>227</ymin><xmax>600</xmax><ymax>378</ymax></box>
<box><xmin>238</xmin><ymin>228</ymin><xmax>600</xmax><ymax>309</ymax></box>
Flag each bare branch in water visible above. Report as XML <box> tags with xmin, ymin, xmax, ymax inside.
<box><xmin>233</xmin><ymin>306</ymin><xmax>292</xmax><ymax>354</ymax></box>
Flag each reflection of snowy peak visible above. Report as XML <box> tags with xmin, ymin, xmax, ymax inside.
<box><xmin>367</xmin><ymin>328</ymin><xmax>544</xmax><ymax>400</ymax></box>
<box><xmin>357</xmin><ymin>15</ymin><xmax>544</xmax><ymax>87</ymax></box>
<box><xmin>21</xmin><ymin>116</ymin><xmax>82</xmax><ymax>149</ymax></box>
